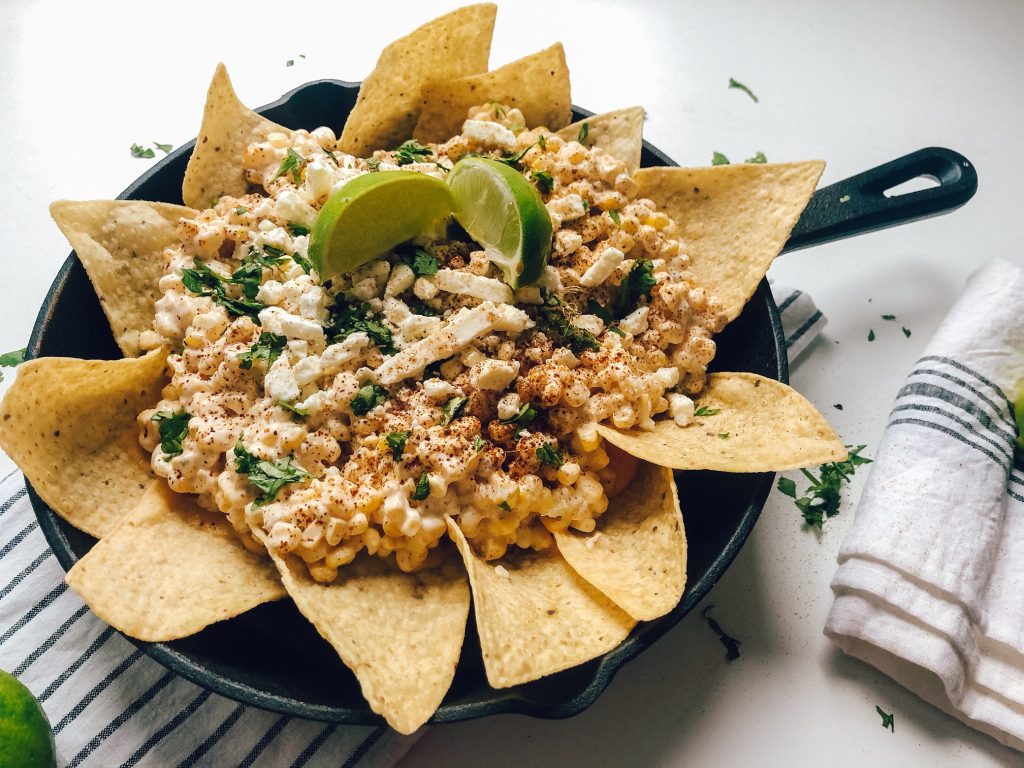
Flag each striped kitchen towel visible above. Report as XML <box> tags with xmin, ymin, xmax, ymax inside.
<box><xmin>0</xmin><ymin>284</ymin><xmax>825</xmax><ymax>767</ymax></box>
<box><xmin>826</xmin><ymin>258</ymin><xmax>1024</xmax><ymax>753</ymax></box>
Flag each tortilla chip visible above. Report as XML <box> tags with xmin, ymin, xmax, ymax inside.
<box><xmin>65</xmin><ymin>481</ymin><xmax>285</xmax><ymax>642</ymax></box>
<box><xmin>267</xmin><ymin>548</ymin><xmax>469</xmax><ymax>734</ymax></box>
<box><xmin>635</xmin><ymin>161</ymin><xmax>824</xmax><ymax>322</ymax></box>
<box><xmin>414</xmin><ymin>44</ymin><xmax>572</xmax><ymax>143</ymax></box>
<box><xmin>50</xmin><ymin>200</ymin><xmax>196</xmax><ymax>357</ymax></box>
<box><xmin>339</xmin><ymin>4</ymin><xmax>497</xmax><ymax>155</ymax></box>
<box><xmin>0</xmin><ymin>349</ymin><xmax>167</xmax><ymax>537</ymax></box>
<box><xmin>182</xmin><ymin>63</ymin><xmax>288</xmax><ymax>209</ymax></box>
<box><xmin>553</xmin><ymin>462</ymin><xmax>686</xmax><ymax>621</ymax></box>
<box><xmin>446</xmin><ymin>517</ymin><xmax>635</xmax><ymax>689</ymax></box>
<box><xmin>556</xmin><ymin>106</ymin><xmax>645</xmax><ymax>173</ymax></box>
<box><xmin>597</xmin><ymin>372</ymin><xmax>847</xmax><ymax>472</ymax></box>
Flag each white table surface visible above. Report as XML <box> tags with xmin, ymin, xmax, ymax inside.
<box><xmin>1</xmin><ymin>1</ymin><xmax>1021</xmax><ymax>765</ymax></box>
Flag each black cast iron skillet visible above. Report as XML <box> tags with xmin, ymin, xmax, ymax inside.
<box><xmin>26</xmin><ymin>79</ymin><xmax>978</xmax><ymax>725</ymax></box>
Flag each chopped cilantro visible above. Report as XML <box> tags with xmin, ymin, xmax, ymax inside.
<box><xmin>393</xmin><ymin>140</ymin><xmax>432</xmax><ymax>166</ymax></box>
<box><xmin>407</xmin><ymin>248</ymin><xmax>440</xmax><ymax>277</ymax></box>
<box><xmin>234</xmin><ymin>438</ymin><xmax>310</xmax><ymax>504</ymax></box>
<box><xmin>610</xmin><ymin>258</ymin><xmax>656</xmax><ymax>319</ymax></box>
<box><xmin>291</xmin><ymin>251</ymin><xmax>314</xmax><ymax>275</ymax></box>
<box><xmin>498</xmin><ymin>500</ymin><xmax>513</xmax><ymax>512</ymax></box>
<box><xmin>386</xmin><ymin>430</ymin><xmax>411</xmax><ymax>461</ymax></box>
<box><xmin>154</xmin><ymin>142</ymin><xmax>173</xmax><ymax>154</ymax></box>
<box><xmin>881</xmin><ymin>314</ymin><xmax>896</xmax><ymax>321</ymax></box>
<box><xmin>365</xmin><ymin>156</ymin><xmax>382</xmax><ymax>172</ymax></box>
<box><xmin>533</xmin><ymin>170</ymin><xmax>554</xmax><ymax>194</ymax></box>
<box><xmin>330</xmin><ymin>302</ymin><xmax>394</xmax><ymax>354</ymax></box>
<box><xmin>350</xmin><ymin>384</ymin><xmax>389</xmax><ymax>416</ymax></box>
<box><xmin>868</xmin><ymin>329</ymin><xmax>876</xmax><ymax>341</ymax></box>
<box><xmin>538</xmin><ymin>296</ymin><xmax>600</xmax><ymax>355</ymax></box>
<box><xmin>608</xmin><ymin>209</ymin><xmax>621</xmax><ymax>225</ymax></box>
<box><xmin>130</xmin><ymin>143</ymin><xmax>155</xmax><ymax>158</ymax></box>
<box><xmin>712</xmin><ymin>151</ymin><xmax>730</xmax><ymax>166</ymax></box>
<box><xmin>181</xmin><ymin>258</ymin><xmax>265</xmax><ymax>321</ymax></box>
<box><xmin>235</xmin><ymin>207</ymin><xmax>248</xmax><ymax>215</ymax></box>
<box><xmin>718</xmin><ymin>432</ymin><xmax>730</xmax><ymax>439</ymax></box>
<box><xmin>694</xmin><ymin>406</ymin><xmax>720</xmax><ymax>417</ymax></box>
<box><xmin>833</xmin><ymin>403</ymin><xmax>844</xmax><ymax>410</ymax></box>
<box><xmin>902</xmin><ymin>326</ymin><xmax>912</xmax><ymax>338</ymax></box>
<box><xmin>578</xmin><ymin>122</ymin><xmax>589</xmax><ymax>144</ymax></box>
<box><xmin>237</xmin><ymin>332</ymin><xmax>286</xmax><ymax>370</ymax></box>
<box><xmin>501</xmin><ymin>402</ymin><xmax>537</xmax><ymax>436</ymax></box>
<box><xmin>286</xmin><ymin>222</ymin><xmax>311</xmax><ymax>237</ymax></box>
<box><xmin>441</xmin><ymin>396</ymin><xmax>468</xmax><ymax>426</ymax></box>
<box><xmin>776</xmin><ymin>445</ymin><xmax>872</xmax><ymax>528</ymax></box>
<box><xmin>473</xmin><ymin>435</ymin><xmax>488</xmax><ymax>452</ymax></box>
<box><xmin>272</xmin><ymin>148</ymin><xmax>307</xmax><ymax>184</ymax></box>
<box><xmin>277</xmin><ymin>400</ymin><xmax>309</xmax><ymax>417</ymax></box>
<box><xmin>728</xmin><ymin>77</ymin><xmax>759</xmax><ymax>102</ymax></box>
<box><xmin>581</xmin><ymin>198</ymin><xmax>591</xmax><ymax>212</ymax></box>
<box><xmin>151</xmin><ymin>411</ymin><xmax>190</xmax><ymax>457</ymax></box>
<box><xmin>537</xmin><ymin>134</ymin><xmax>547</xmax><ymax>150</ymax></box>
<box><xmin>702</xmin><ymin>605</ymin><xmax>742</xmax><ymax>661</ymax></box>
<box><xmin>536</xmin><ymin>443</ymin><xmax>564</xmax><ymax>468</ymax></box>
<box><xmin>411</xmin><ymin>471</ymin><xmax>431</xmax><ymax>501</ymax></box>
<box><xmin>744</xmin><ymin>151</ymin><xmax>767</xmax><ymax>164</ymax></box>
<box><xmin>286</xmin><ymin>59</ymin><xmax>294</xmax><ymax>67</ymax></box>
<box><xmin>876</xmin><ymin>705</ymin><xmax>895</xmax><ymax>733</ymax></box>
<box><xmin>409</xmin><ymin>299</ymin><xmax>437</xmax><ymax>317</ymax></box>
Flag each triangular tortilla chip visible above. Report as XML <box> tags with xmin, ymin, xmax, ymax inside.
<box><xmin>182</xmin><ymin>63</ymin><xmax>289</xmax><ymax>209</ymax></box>
<box><xmin>553</xmin><ymin>462</ymin><xmax>686</xmax><ymax>621</ymax></box>
<box><xmin>266</xmin><ymin>547</ymin><xmax>469</xmax><ymax>734</ymax></box>
<box><xmin>50</xmin><ymin>200</ymin><xmax>196</xmax><ymax>357</ymax></box>
<box><xmin>446</xmin><ymin>517</ymin><xmax>635</xmax><ymax>689</ymax></box>
<box><xmin>339</xmin><ymin>4</ymin><xmax>497</xmax><ymax>155</ymax></box>
<box><xmin>556</xmin><ymin>106</ymin><xmax>645</xmax><ymax>173</ymax></box>
<box><xmin>635</xmin><ymin>161</ymin><xmax>824</xmax><ymax>321</ymax></box>
<box><xmin>597</xmin><ymin>372</ymin><xmax>846</xmax><ymax>471</ymax></box>
<box><xmin>414</xmin><ymin>44</ymin><xmax>572</xmax><ymax>143</ymax></box>
<box><xmin>0</xmin><ymin>349</ymin><xmax>167</xmax><ymax>537</ymax></box>
<box><xmin>65</xmin><ymin>481</ymin><xmax>285</xmax><ymax>642</ymax></box>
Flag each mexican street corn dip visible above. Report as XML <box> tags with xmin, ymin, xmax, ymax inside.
<box><xmin>136</xmin><ymin>104</ymin><xmax>728</xmax><ymax>582</ymax></box>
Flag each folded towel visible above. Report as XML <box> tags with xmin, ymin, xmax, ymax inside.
<box><xmin>825</xmin><ymin>258</ymin><xmax>1024</xmax><ymax>753</ymax></box>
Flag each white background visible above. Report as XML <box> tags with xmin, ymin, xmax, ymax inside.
<box><xmin>1</xmin><ymin>1</ymin><xmax>1021</xmax><ymax>765</ymax></box>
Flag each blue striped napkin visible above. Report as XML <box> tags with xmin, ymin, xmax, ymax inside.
<box><xmin>826</xmin><ymin>258</ymin><xmax>1024</xmax><ymax>753</ymax></box>
<box><xmin>0</xmin><ymin>284</ymin><xmax>825</xmax><ymax>767</ymax></box>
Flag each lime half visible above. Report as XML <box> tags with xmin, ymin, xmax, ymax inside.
<box><xmin>0</xmin><ymin>671</ymin><xmax>56</xmax><ymax>768</ymax></box>
<box><xmin>447</xmin><ymin>157</ymin><xmax>552</xmax><ymax>288</ymax></box>
<box><xmin>309</xmin><ymin>171</ymin><xmax>454</xmax><ymax>280</ymax></box>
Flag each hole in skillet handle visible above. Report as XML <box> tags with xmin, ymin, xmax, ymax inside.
<box><xmin>782</xmin><ymin>147</ymin><xmax>977</xmax><ymax>253</ymax></box>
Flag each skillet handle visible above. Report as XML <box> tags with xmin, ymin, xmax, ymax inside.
<box><xmin>782</xmin><ymin>147</ymin><xmax>977</xmax><ymax>253</ymax></box>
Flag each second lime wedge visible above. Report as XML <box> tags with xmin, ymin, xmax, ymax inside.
<box><xmin>309</xmin><ymin>171</ymin><xmax>454</xmax><ymax>279</ymax></box>
<box><xmin>447</xmin><ymin>157</ymin><xmax>552</xmax><ymax>288</ymax></box>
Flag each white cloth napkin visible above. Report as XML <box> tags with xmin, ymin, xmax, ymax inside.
<box><xmin>0</xmin><ymin>282</ymin><xmax>824</xmax><ymax>767</ymax></box>
<box><xmin>825</xmin><ymin>258</ymin><xmax>1024</xmax><ymax>753</ymax></box>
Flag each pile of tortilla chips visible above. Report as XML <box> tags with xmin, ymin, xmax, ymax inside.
<box><xmin>0</xmin><ymin>4</ymin><xmax>845</xmax><ymax>734</ymax></box>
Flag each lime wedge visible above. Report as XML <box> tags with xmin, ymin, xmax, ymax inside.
<box><xmin>309</xmin><ymin>171</ymin><xmax>454</xmax><ymax>279</ymax></box>
<box><xmin>447</xmin><ymin>157</ymin><xmax>552</xmax><ymax>288</ymax></box>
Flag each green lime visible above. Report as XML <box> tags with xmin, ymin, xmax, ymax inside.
<box><xmin>309</xmin><ymin>170</ymin><xmax>454</xmax><ymax>280</ymax></box>
<box><xmin>0</xmin><ymin>671</ymin><xmax>56</xmax><ymax>768</ymax></box>
<box><xmin>446</xmin><ymin>157</ymin><xmax>552</xmax><ymax>288</ymax></box>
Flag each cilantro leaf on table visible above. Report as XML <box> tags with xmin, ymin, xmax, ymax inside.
<box><xmin>728</xmin><ymin>77</ymin><xmax>759</xmax><ymax>102</ymax></box>
<box><xmin>712</xmin><ymin>151</ymin><xmax>730</xmax><ymax>166</ymax></box>
<box><xmin>702</xmin><ymin>605</ymin><xmax>742</xmax><ymax>661</ymax></box>
<box><xmin>0</xmin><ymin>347</ymin><xmax>25</xmax><ymax>383</ymax></box>
<box><xmin>744</xmin><ymin>151</ymin><xmax>767</xmax><ymax>164</ymax></box>
<box><xmin>154</xmin><ymin>142</ymin><xmax>173</xmax><ymax>154</ymax></box>
<box><xmin>776</xmin><ymin>445</ymin><xmax>872</xmax><ymax>528</ymax></box>
<box><xmin>875</xmin><ymin>705</ymin><xmax>895</xmax><ymax>733</ymax></box>
<box><xmin>130</xmin><ymin>143</ymin><xmax>155</xmax><ymax>158</ymax></box>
